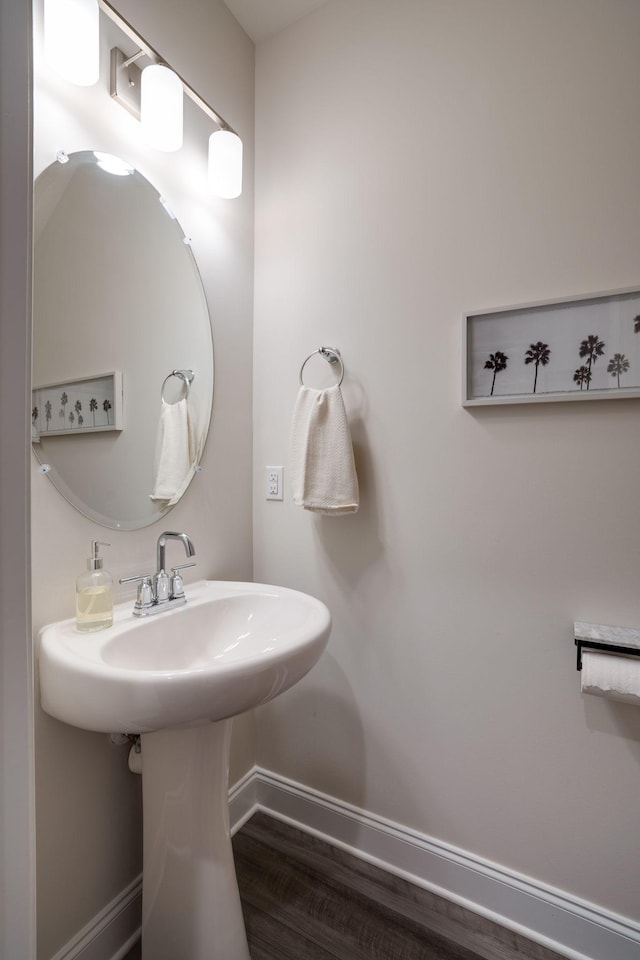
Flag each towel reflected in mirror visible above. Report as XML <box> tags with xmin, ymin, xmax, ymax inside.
<box><xmin>150</xmin><ymin>398</ymin><xmax>198</xmax><ymax>504</ymax></box>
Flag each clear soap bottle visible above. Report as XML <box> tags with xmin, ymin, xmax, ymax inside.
<box><xmin>76</xmin><ymin>540</ymin><xmax>113</xmax><ymax>632</ymax></box>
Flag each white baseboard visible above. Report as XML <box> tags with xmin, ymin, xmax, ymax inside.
<box><xmin>50</xmin><ymin>770</ymin><xmax>258</xmax><ymax>960</ymax></box>
<box><xmin>229</xmin><ymin>765</ymin><xmax>259</xmax><ymax>835</ymax></box>
<box><xmin>48</xmin><ymin>874</ymin><xmax>141</xmax><ymax>960</ymax></box>
<box><xmin>237</xmin><ymin>766</ymin><xmax>640</xmax><ymax>960</ymax></box>
<box><xmin>52</xmin><ymin>765</ymin><xmax>640</xmax><ymax>960</ymax></box>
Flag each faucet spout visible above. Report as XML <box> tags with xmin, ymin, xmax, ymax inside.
<box><xmin>156</xmin><ymin>531</ymin><xmax>196</xmax><ymax>574</ymax></box>
<box><xmin>123</xmin><ymin>532</ymin><xmax>196</xmax><ymax>616</ymax></box>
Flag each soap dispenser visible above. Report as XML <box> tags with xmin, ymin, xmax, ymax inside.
<box><xmin>76</xmin><ymin>540</ymin><xmax>113</xmax><ymax>632</ymax></box>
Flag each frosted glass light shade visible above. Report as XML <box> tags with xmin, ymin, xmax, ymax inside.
<box><xmin>44</xmin><ymin>0</ymin><xmax>99</xmax><ymax>86</ymax></box>
<box><xmin>141</xmin><ymin>64</ymin><xmax>183</xmax><ymax>152</ymax></box>
<box><xmin>208</xmin><ymin>130</ymin><xmax>243</xmax><ymax>199</ymax></box>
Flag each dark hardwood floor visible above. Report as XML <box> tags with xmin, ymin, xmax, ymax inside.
<box><xmin>233</xmin><ymin>813</ymin><xmax>565</xmax><ymax>960</ymax></box>
<box><xmin>126</xmin><ymin>811</ymin><xmax>566</xmax><ymax>960</ymax></box>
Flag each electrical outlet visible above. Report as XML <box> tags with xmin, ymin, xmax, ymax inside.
<box><xmin>265</xmin><ymin>466</ymin><xmax>283</xmax><ymax>501</ymax></box>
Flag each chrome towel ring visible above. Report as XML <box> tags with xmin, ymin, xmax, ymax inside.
<box><xmin>299</xmin><ymin>347</ymin><xmax>344</xmax><ymax>387</ymax></box>
<box><xmin>161</xmin><ymin>368</ymin><xmax>194</xmax><ymax>402</ymax></box>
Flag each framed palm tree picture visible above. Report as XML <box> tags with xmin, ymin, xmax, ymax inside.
<box><xmin>32</xmin><ymin>372</ymin><xmax>123</xmax><ymax>438</ymax></box>
<box><xmin>462</xmin><ymin>286</ymin><xmax>640</xmax><ymax>405</ymax></box>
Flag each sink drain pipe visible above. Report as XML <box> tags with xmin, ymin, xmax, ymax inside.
<box><xmin>109</xmin><ymin>732</ymin><xmax>142</xmax><ymax>774</ymax></box>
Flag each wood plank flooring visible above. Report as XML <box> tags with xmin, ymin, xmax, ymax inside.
<box><xmin>126</xmin><ymin>811</ymin><xmax>567</xmax><ymax>960</ymax></box>
<box><xmin>233</xmin><ymin>813</ymin><xmax>565</xmax><ymax>960</ymax></box>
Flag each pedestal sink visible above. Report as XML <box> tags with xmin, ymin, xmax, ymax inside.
<box><xmin>38</xmin><ymin>580</ymin><xmax>331</xmax><ymax>960</ymax></box>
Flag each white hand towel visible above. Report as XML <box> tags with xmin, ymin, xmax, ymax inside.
<box><xmin>151</xmin><ymin>398</ymin><xmax>196</xmax><ymax>504</ymax></box>
<box><xmin>290</xmin><ymin>384</ymin><xmax>359</xmax><ymax>514</ymax></box>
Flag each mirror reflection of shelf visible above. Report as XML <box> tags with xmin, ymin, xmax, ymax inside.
<box><xmin>32</xmin><ymin>371</ymin><xmax>122</xmax><ymax>438</ymax></box>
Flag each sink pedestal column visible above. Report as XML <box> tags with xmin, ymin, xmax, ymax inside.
<box><xmin>140</xmin><ymin>720</ymin><xmax>251</xmax><ymax>960</ymax></box>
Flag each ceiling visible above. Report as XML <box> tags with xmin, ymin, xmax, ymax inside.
<box><xmin>223</xmin><ymin>0</ymin><xmax>329</xmax><ymax>42</ymax></box>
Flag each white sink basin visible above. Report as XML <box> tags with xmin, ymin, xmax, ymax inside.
<box><xmin>39</xmin><ymin>578</ymin><xmax>331</xmax><ymax>960</ymax></box>
<box><xmin>39</xmin><ymin>579</ymin><xmax>331</xmax><ymax>733</ymax></box>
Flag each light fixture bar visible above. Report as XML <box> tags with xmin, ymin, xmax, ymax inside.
<box><xmin>122</xmin><ymin>50</ymin><xmax>145</xmax><ymax>68</ymax></box>
<box><xmin>98</xmin><ymin>0</ymin><xmax>236</xmax><ymax>134</ymax></box>
<box><xmin>109</xmin><ymin>47</ymin><xmax>142</xmax><ymax>118</ymax></box>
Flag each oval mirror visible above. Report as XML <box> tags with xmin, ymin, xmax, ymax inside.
<box><xmin>32</xmin><ymin>151</ymin><xmax>213</xmax><ymax>529</ymax></box>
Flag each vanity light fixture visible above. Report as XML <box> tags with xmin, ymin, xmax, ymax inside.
<box><xmin>140</xmin><ymin>63</ymin><xmax>183</xmax><ymax>153</ymax></box>
<box><xmin>98</xmin><ymin>0</ymin><xmax>242</xmax><ymax>193</ymax></box>
<box><xmin>44</xmin><ymin>0</ymin><xmax>100</xmax><ymax>86</ymax></box>
<box><xmin>208</xmin><ymin>130</ymin><xmax>243</xmax><ymax>200</ymax></box>
<box><xmin>104</xmin><ymin>0</ymin><xmax>242</xmax><ymax>196</ymax></box>
<box><xmin>43</xmin><ymin>0</ymin><xmax>242</xmax><ymax>195</ymax></box>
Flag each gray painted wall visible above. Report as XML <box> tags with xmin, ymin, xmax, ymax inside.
<box><xmin>252</xmin><ymin>0</ymin><xmax>640</xmax><ymax>924</ymax></box>
<box><xmin>0</xmin><ymin>0</ymin><xmax>35</xmax><ymax>956</ymax></box>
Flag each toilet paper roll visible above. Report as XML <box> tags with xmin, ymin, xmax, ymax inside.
<box><xmin>581</xmin><ymin>652</ymin><xmax>640</xmax><ymax>706</ymax></box>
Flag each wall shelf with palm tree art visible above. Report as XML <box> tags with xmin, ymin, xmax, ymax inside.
<box><xmin>463</xmin><ymin>286</ymin><xmax>640</xmax><ymax>405</ymax></box>
<box><xmin>32</xmin><ymin>372</ymin><xmax>122</xmax><ymax>438</ymax></box>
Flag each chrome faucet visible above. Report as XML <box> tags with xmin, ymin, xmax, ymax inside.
<box><xmin>155</xmin><ymin>531</ymin><xmax>196</xmax><ymax>602</ymax></box>
<box><xmin>120</xmin><ymin>531</ymin><xmax>196</xmax><ymax>617</ymax></box>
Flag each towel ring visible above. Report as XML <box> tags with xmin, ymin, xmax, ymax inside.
<box><xmin>161</xmin><ymin>369</ymin><xmax>194</xmax><ymax>402</ymax></box>
<box><xmin>299</xmin><ymin>347</ymin><xmax>344</xmax><ymax>387</ymax></box>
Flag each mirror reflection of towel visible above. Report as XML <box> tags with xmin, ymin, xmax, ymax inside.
<box><xmin>151</xmin><ymin>399</ymin><xmax>196</xmax><ymax>504</ymax></box>
<box><xmin>289</xmin><ymin>384</ymin><xmax>359</xmax><ymax>514</ymax></box>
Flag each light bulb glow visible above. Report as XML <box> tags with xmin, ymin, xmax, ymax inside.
<box><xmin>208</xmin><ymin>130</ymin><xmax>243</xmax><ymax>199</ymax></box>
<box><xmin>44</xmin><ymin>0</ymin><xmax>99</xmax><ymax>86</ymax></box>
<box><xmin>93</xmin><ymin>152</ymin><xmax>134</xmax><ymax>176</ymax></box>
<box><xmin>141</xmin><ymin>64</ymin><xmax>183</xmax><ymax>152</ymax></box>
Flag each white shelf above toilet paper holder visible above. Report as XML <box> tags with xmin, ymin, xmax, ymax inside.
<box><xmin>574</xmin><ymin>621</ymin><xmax>640</xmax><ymax>670</ymax></box>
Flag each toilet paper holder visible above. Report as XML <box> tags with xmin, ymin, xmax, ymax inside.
<box><xmin>574</xmin><ymin>621</ymin><xmax>640</xmax><ymax>670</ymax></box>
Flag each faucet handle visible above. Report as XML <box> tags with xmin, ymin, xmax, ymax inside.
<box><xmin>154</xmin><ymin>569</ymin><xmax>170</xmax><ymax>604</ymax></box>
<box><xmin>119</xmin><ymin>574</ymin><xmax>154</xmax><ymax>611</ymax></box>
<box><xmin>170</xmin><ymin>562</ymin><xmax>196</xmax><ymax>599</ymax></box>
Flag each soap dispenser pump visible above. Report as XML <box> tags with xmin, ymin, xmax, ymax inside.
<box><xmin>76</xmin><ymin>540</ymin><xmax>113</xmax><ymax>632</ymax></box>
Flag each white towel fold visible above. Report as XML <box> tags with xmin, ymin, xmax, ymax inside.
<box><xmin>290</xmin><ymin>384</ymin><xmax>359</xmax><ymax>514</ymax></box>
<box><xmin>151</xmin><ymin>398</ymin><xmax>197</xmax><ymax>504</ymax></box>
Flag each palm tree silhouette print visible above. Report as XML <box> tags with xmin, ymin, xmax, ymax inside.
<box><xmin>607</xmin><ymin>353</ymin><xmax>630</xmax><ymax>388</ymax></box>
<box><xmin>484</xmin><ymin>351</ymin><xmax>508</xmax><ymax>396</ymax></box>
<box><xmin>573</xmin><ymin>366</ymin><xmax>591</xmax><ymax>390</ymax></box>
<box><xmin>578</xmin><ymin>335</ymin><xmax>605</xmax><ymax>390</ymax></box>
<box><xmin>60</xmin><ymin>392</ymin><xmax>68</xmax><ymax>427</ymax></box>
<box><xmin>45</xmin><ymin>400</ymin><xmax>52</xmax><ymax>430</ymax></box>
<box><xmin>524</xmin><ymin>341</ymin><xmax>551</xmax><ymax>394</ymax></box>
<box><xmin>103</xmin><ymin>398</ymin><xmax>112</xmax><ymax>425</ymax></box>
<box><xmin>89</xmin><ymin>398</ymin><xmax>98</xmax><ymax>426</ymax></box>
